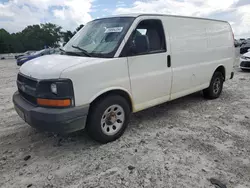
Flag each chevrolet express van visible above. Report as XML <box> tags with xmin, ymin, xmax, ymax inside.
<box><xmin>13</xmin><ymin>14</ymin><xmax>235</xmax><ymax>143</ymax></box>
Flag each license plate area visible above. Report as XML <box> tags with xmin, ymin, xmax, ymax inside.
<box><xmin>15</xmin><ymin>106</ymin><xmax>26</xmax><ymax>121</ymax></box>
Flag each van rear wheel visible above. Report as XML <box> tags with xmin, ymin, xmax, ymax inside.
<box><xmin>203</xmin><ymin>72</ymin><xmax>224</xmax><ymax>99</ymax></box>
<box><xmin>86</xmin><ymin>95</ymin><xmax>131</xmax><ymax>143</ymax></box>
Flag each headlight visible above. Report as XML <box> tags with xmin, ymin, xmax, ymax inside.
<box><xmin>36</xmin><ymin>79</ymin><xmax>74</xmax><ymax>107</ymax></box>
<box><xmin>241</xmin><ymin>56</ymin><xmax>250</xmax><ymax>60</ymax></box>
<box><xmin>50</xmin><ymin>83</ymin><xmax>57</xmax><ymax>94</ymax></box>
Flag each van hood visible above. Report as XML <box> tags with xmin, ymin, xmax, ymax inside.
<box><xmin>19</xmin><ymin>55</ymin><xmax>106</xmax><ymax>79</ymax></box>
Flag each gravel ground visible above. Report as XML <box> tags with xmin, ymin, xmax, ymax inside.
<box><xmin>0</xmin><ymin>58</ymin><xmax>249</xmax><ymax>188</ymax></box>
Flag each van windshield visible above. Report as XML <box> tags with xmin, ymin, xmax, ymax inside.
<box><xmin>63</xmin><ymin>17</ymin><xmax>134</xmax><ymax>58</ymax></box>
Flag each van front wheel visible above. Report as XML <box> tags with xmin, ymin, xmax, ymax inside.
<box><xmin>203</xmin><ymin>72</ymin><xmax>224</xmax><ymax>99</ymax></box>
<box><xmin>86</xmin><ymin>95</ymin><xmax>131</xmax><ymax>143</ymax></box>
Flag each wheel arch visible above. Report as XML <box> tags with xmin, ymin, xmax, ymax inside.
<box><xmin>89</xmin><ymin>87</ymin><xmax>134</xmax><ymax>112</ymax></box>
<box><xmin>213</xmin><ymin>65</ymin><xmax>226</xmax><ymax>81</ymax></box>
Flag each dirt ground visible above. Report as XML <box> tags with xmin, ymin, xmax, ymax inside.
<box><xmin>0</xmin><ymin>58</ymin><xmax>249</xmax><ymax>188</ymax></box>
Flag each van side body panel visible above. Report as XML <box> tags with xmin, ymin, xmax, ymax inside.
<box><xmin>205</xmin><ymin>21</ymin><xmax>235</xmax><ymax>81</ymax></box>
<box><xmin>162</xmin><ymin>16</ymin><xmax>234</xmax><ymax>100</ymax></box>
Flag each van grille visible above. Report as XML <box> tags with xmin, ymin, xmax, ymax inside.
<box><xmin>18</xmin><ymin>89</ymin><xmax>37</xmax><ymax>105</ymax></box>
<box><xmin>17</xmin><ymin>73</ymin><xmax>38</xmax><ymax>105</ymax></box>
<box><xmin>17</xmin><ymin>74</ymin><xmax>37</xmax><ymax>88</ymax></box>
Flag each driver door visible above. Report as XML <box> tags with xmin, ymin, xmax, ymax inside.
<box><xmin>121</xmin><ymin>18</ymin><xmax>172</xmax><ymax>111</ymax></box>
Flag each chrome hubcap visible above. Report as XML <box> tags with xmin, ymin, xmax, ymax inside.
<box><xmin>213</xmin><ymin>78</ymin><xmax>221</xmax><ymax>94</ymax></box>
<box><xmin>101</xmin><ymin>105</ymin><xmax>125</xmax><ymax>136</ymax></box>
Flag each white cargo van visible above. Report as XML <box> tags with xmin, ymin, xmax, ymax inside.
<box><xmin>13</xmin><ymin>14</ymin><xmax>235</xmax><ymax>143</ymax></box>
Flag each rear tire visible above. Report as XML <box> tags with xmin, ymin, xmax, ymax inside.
<box><xmin>203</xmin><ymin>72</ymin><xmax>224</xmax><ymax>99</ymax></box>
<box><xmin>86</xmin><ymin>95</ymin><xmax>131</xmax><ymax>143</ymax></box>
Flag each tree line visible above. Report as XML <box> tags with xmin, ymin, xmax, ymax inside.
<box><xmin>0</xmin><ymin>23</ymin><xmax>84</xmax><ymax>53</ymax></box>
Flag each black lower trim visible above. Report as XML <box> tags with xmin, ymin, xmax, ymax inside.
<box><xmin>240</xmin><ymin>61</ymin><xmax>250</xmax><ymax>68</ymax></box>
<box><xmin>13</xmin><ymin>91</ymin><xmax>89</xmax><ymax>134</ymax></box>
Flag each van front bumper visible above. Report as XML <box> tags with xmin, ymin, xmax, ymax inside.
<box><xmin>13</xmin><ymin>92</ymin><xmax>89</xmax><ymax>134</ymax></box>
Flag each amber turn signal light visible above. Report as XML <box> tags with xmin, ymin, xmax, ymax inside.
<box><xmin>37</xmin><ymin>98</ymin><xmax>71</xmax><ymax>107</ymax></box>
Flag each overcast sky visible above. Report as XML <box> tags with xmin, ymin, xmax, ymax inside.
<box><xmin>0</xmin><ymin>0</ymin><xmax>249</xmax><ymax>38</ymax></box>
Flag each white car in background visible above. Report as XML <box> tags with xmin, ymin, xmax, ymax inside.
<box><xmin>240</xmin><ymin>49</ymin><xmax>250</xmax><ymax>71</ymax></box>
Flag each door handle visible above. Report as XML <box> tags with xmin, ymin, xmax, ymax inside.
<box><xmin>167</xmin><ymin>55</ymin><xmax>171</xmax><ymax>67</ymax></box>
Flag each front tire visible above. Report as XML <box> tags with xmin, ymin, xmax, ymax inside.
<box><xmin>86</xmin><ymin>95</ymin><xmax>131</xmax><ymax>143</ymax></box>
<box><xmin>203</xmin><ymin>72</ymin><xmax>224</xmax><ymax>99</ymax></box>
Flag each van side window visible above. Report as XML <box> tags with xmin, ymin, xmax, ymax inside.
<box><xmin>121</xmin><ymin>19</ymin><xmax>166</xmax><ymax>56</ymax></box>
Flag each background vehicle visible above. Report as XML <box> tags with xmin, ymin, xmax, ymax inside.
<box><xmin>16</xmin><ymin>48</ymin><xmax>57</xmax><ymax>66</ymax></box>
<box><xmin>239</xmin><ymin>38</ymin><xmax>246</xmax><ymax>44</ymax></box>
<box><xmin>240</xmin><ymin>49</ymin><xmax>250</xmax><ymax>71</ymax></box>
<box><xmin>13</xmin><ymin>14</ymin><xmax>235</xmax><ymax>143</ymax></box>
<box><xmin>234</xmin><ymin>39</ymin><xmax>241</xmax><ymax>47</ymax></box>
<box><xmin>15</xmin><ymin>51</ymin><xmax>34</xmax><ymax>59</ymax></box>
<box><xmin>240</xmin><ymin>39</ymin><xmax>250</xmax><ymax>54</ymax></box>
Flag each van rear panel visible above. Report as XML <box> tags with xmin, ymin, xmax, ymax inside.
<box><xmin>161</xmin><ymin>16</ymin><xmax>234</xmax><ymax>98</ymax></box>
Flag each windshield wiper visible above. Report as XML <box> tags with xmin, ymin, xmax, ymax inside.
<box><xmin>59</xmin><ymin>47</ymin><xmax>86</xmax><ymax>57</ymax></box>
<box><xmin>72</xmin><ymin>45</ymin><xmax>92</xmax><ymax>57</ymax></box>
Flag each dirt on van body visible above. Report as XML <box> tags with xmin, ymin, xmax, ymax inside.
<box><xmin>0</xmin><ymin>59</ymin><xmax>250</xmax><ymax>188</ymax></box>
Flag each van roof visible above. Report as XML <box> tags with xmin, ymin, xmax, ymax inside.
<box><xmin>105</xmin><ymin>13</ymin><xmax>228</xmax><ymax>23</ymax></box>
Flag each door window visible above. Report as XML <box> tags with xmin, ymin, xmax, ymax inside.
<box><xmin>121</xmin><ymin>19</ymin><xmax>166</xmax><ymax>56</ymax></box>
